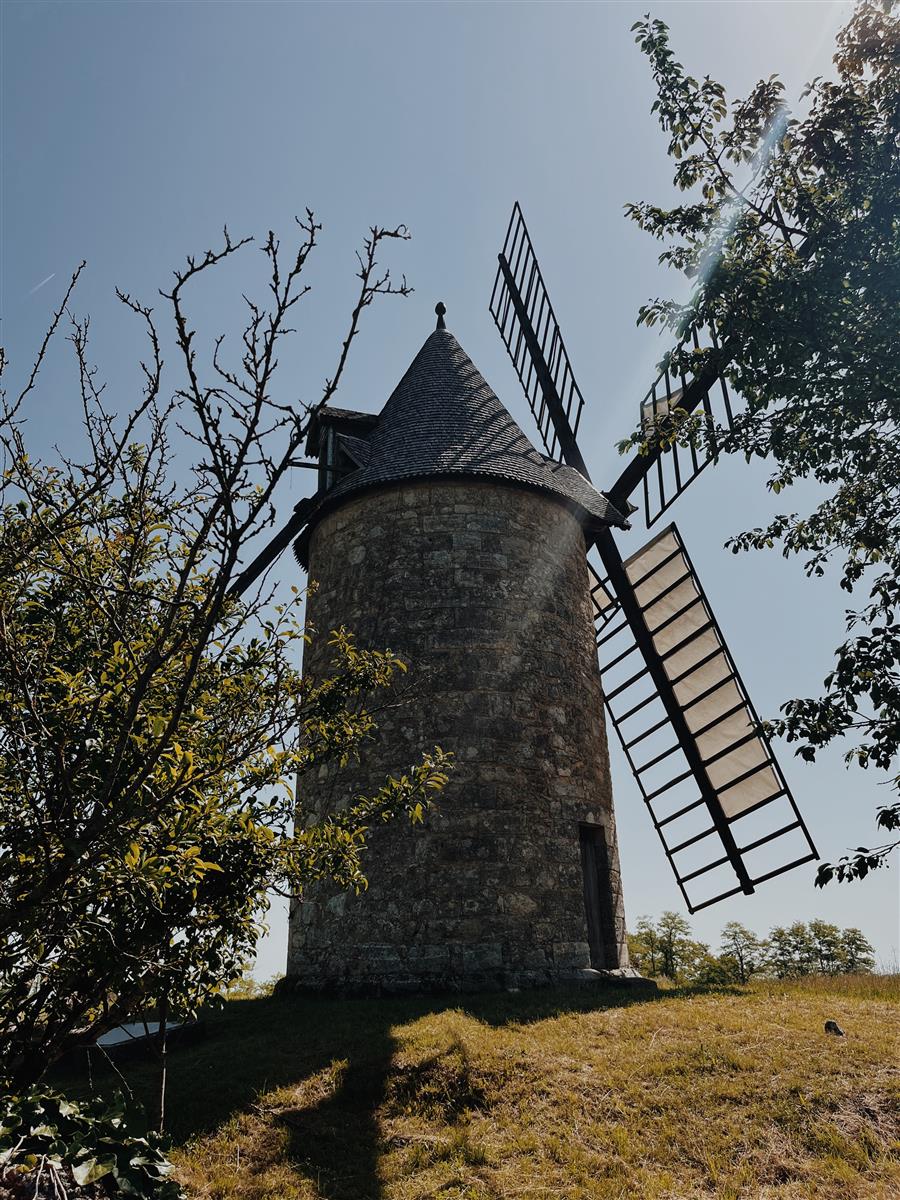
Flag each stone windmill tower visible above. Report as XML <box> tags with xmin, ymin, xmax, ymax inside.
<box><xmin>286</xmin><ymin>306</ymin><xmax>632</xmax><ymax>992</ymax></box>
<box><xmin>241</xmin><ymin>204</ymin><xmax>817</xmax><ymax>995</ymax></box>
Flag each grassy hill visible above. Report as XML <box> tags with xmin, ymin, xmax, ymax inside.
<box><xmin>66</xmin><ymin>975</ymin><xmax>899</xmax><ymax>1200</ymax></box>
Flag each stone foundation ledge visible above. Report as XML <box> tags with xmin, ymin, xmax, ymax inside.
<box><xmin>562</xmin><ymin>966</ymin><xmax>658</xmax><ymax>993</ymax></box>
<box><xmin>274</xmin><ymin>965</ymin><xmax>656</xmax><ymax>999</ymax></box>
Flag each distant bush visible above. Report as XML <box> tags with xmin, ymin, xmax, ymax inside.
<box><xmin>628</xmin><ymin>914</ymin><xmax>876</xmax><ymax>984</ymax></box>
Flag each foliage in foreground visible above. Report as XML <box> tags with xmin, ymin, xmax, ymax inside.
<box><xmin>56</xmin><ymin>975</ymin><xmax>900</xmax><ymax>1200</ymax></box>
<box><xmin>0</xmin><ymin>1090</ymin><xmax>181</xmax><ymax>1199</ymax></box>
<box><xmin>626</xmin><ymin>1</ymin><xmax>900</xmax><ymax>881</ymax></box>
<box><xmin>0</xmin><ymin>218</ymin><xmax>450</xmax><ymax>1092</ymax></box>
<box><xmin>628</xmin><ymin>912</ymin><xmax>876</xmax><ymax>984</ymax></box>
<box><xmin>223</xmin><ymin>968</ymin><xmax>284</xmax><ymax>1001</ymax></box>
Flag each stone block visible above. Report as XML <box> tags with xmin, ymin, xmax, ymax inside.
<box><xmin>460</xmin><ymin>942</ymin><xmax>504</xmax><ymax>971</ymax></box>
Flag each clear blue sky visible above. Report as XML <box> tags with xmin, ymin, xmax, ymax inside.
<box><xmin>3</xmin><ymin>0</ymin><xmax>897</xmax><ymax>973</ymax></box>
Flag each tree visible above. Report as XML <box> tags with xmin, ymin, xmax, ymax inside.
<box><xmin>690</xmin><ymin>948</ymin><xmax>734</xmax><ymax>987</ymax></box>
<box><xmin>787</xmin><ymin>921</ymin><xmax>819</xmax><ymax>977</ymax></box>
<box><xmin>0</xmin><ymin>219</ymin><xmax>451</xmax><ymax>1092</ymax></box>
<box><xmin>626</xmin><ymin>1</ymin><xmax>900</xmax><ymax>883</ymax></box>
<box><xmin>808</xmin><ymin>919</ymin><xmax>845</xmax><ymax>975</ymax></box>
<box><xmin>630</xmin><ymin>911</ymin><xmax>707</xmax><ymax>981</ymax></box>
<box><xmin>632</xmin><ymin>914</ymin><xmax>876</xmax><ymax>982</ymax></box>
<box><xmin>765</xmin><ymin>920</ymin><xmax>877</xmax><ymax>977</ymax></box>
<box><xmin>718</xmin><ymin>921</ymin><xmax>764</xmax><ymax>984</ymax></box>
<box><xmin>765</xmin><ymin>927</ymin><xmax>796</xmax><ymax>980</ymax></box>
<box><xmin>628</xmin><ymin>916</ymin><xmax>663</xmax><ymax>977</ymax></box>
<box><xmin>656</xmin><ymin>910</ymin><xmax>698</xmax><ymax>979</ymax></box>
<box><xmin>764</xmin><ymin>923</ymin><xmax>818</xmax><ymax>979</ymax></box>
<box><xmin>838</xmin><ymin>927</ymin><xmax>876</xmax><ymax>973</ymax></box>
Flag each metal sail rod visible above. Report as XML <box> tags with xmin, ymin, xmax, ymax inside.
<box><xmin>496</xmin><ymin>252</ymin><xmax>592</xmax><ymax>480</ymax></box>
<box><xmin>606</xmin><ymin>351</ymin><xmax>730</xmax><ymax>510</ymax></box>
<box><xmin>593</xmin><ymin>527</ymin><xmax>755</xmax><ymax>897</ymax></box>
<box><xmin>227</xmin><ymin>492</ymin><xmax>321</xmax><ymax>600</ymax></box>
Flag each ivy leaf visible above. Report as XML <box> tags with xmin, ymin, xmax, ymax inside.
<box><xmin>72</xmin><ymin>1156</ymin><xmax>117</xmax><ymax>1185</ymax></box>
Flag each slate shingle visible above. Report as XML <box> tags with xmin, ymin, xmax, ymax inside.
<box><xmin>296</xmin><ymin>326</ymin><xmax>626</xmax><ymax>561</ymax></box>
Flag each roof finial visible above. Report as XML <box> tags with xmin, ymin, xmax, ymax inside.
<box><xmin>435</xmin><ymin>301</ymin><xmax>447</xmax><ymax>331</ymax></box>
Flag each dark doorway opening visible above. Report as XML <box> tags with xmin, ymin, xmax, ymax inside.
<box><xmin>579</xmin><ymin>824</ymin><xmax>618</xmax><ymax>969</ymax></box>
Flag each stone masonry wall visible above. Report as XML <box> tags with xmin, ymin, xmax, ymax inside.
<box><xmin>287</xmin><ymin>478</ymin><xmax>628</xmax><ymax>992</ymax></box>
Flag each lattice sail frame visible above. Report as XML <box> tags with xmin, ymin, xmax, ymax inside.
<box><xmin>610</xmin><ymin>193</ymin><xmax>802</xmax><ymax>529</ymax></box>
<box><xmin>633</xmin><ymin>327</ymin><xmax>736</xmax><ymax>529</ymax></box>
<box><xmin>490</xmin><ymin>202</ymin><xmax>587</xmax><ymax>471</ymax></box>
<box><xmin>589</xmin><ymin>526</ymin><xmax>817</xmax><ymax>913</ymax></box>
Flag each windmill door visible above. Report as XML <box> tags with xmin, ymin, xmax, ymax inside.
<box><xmin>579</xmin><ymin>824</ymin><xmax>618</xmax><ymax>970</ymax></box>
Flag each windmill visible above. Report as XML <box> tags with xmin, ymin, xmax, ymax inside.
<box><xmin>489</xmin><ymin>202</ymin><xmax>817</xmax><ymax>915</ymax></box>
<box><xmin>240</xmin><ymin>203</ymin><xmax>817</xmax><ymax>993</ymax></box>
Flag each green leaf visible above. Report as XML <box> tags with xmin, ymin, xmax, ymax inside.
<box><xmin>72</xmin><ymin>1156</ymin><xmax>117</xmax><ymax>1185</ymax></box>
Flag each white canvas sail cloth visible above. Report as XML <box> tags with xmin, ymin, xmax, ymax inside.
<box><xmin>625</xmin><ymin>528</ymin><xmax>780</xmax><ymax>819</ymax></box>
<box><xmin>589</xmin><ymin>523</ymin><xmax>817</xmax><ymax>912</ymax></box>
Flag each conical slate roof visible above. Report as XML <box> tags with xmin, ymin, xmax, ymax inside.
<box><xmin>297</xmin><ymin>323</ymin><xmax>626</xmax><ymax>558</ymax></box>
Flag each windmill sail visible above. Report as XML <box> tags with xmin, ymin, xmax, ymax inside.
<box><xmin>490</xmin><ymin>203</ymin><xmax>591</xmax><ymax>477</ymax></box>
<box><xmin>606</xmin><ymin>197</ymin><xmax>810</xmax><ymax>529</ymax></box>
<box><xmin>591</xmin><ymin>525</ymin><xmax>817</xmax><ymax>912</ymax></box>
<box><xmin>606</xmin><ymin>324</ymin><xmax>736</xmax><ymax>529</ymax></box>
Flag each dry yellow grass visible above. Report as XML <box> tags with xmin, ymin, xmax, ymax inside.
<box><xmin>73</xmin><ymin>976</ymin><xmax>900</xmax><ymax>1200</ymax></box>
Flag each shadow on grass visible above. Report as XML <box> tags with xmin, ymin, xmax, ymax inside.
<box><xmin>52</xmin><ymin>982</ymin><xmax>741</xmax><ymax>1200</ymax></box>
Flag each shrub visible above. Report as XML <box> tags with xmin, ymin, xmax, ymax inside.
<box><xmin>0</xmin><ymin>1090</ymin><xmax>182</xmax><ymax>1199</ymax></box>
